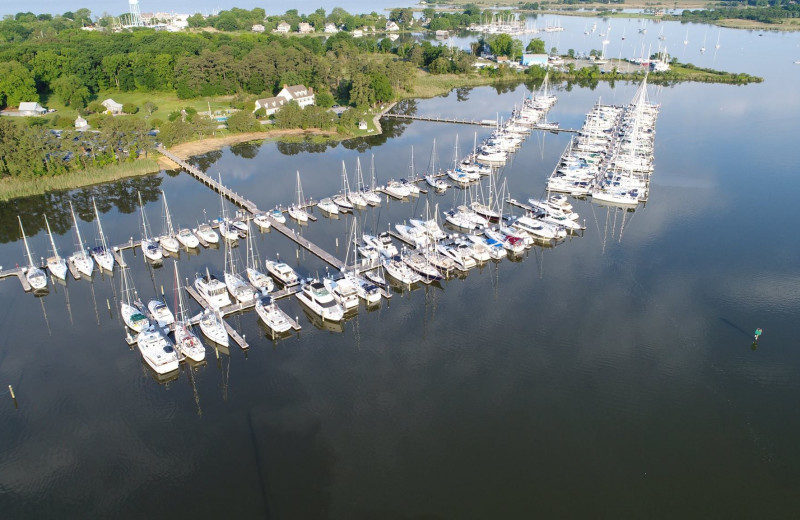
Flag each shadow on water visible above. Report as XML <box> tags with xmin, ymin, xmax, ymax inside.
<box><xmin>719</xmin><ymin>317</ymin><xmax>753</xmax><ymax>339</ymax></box>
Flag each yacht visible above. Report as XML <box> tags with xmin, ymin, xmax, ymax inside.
<box><xmin>511</xmin><ymin>215</ymin><xmax>561</xmax><ymax>241</ymax></box>
<box><xmin>399</xmin><ymin>178</ymin><xmax>420</xmax><ymax>196</ymax></box>
<box><xmin>296</xmin><ymin>279</ymin><xmax>345</xmax><ymax>321</ymax></box>
<box><xmin>265</xmin><ymin>260</ymin><xmax>300</xmax><ymax>286</ymax></box>
<box><xmin>383</xmin><ymin>180</ymin><xmax>411</xmax><ymax>199</ymax></box>
<box><xmin>395</xmin><ymin>224</ymin><xmax>429</xmax><ymax>249</ymax></box>
<box><xmin>354</xmin><ymin>275</ymin><xmax>382</xmax><ymax>305</ymax></box>
<box><xmin>425</xmin><ymin>174</ymin><xmax>449</xmax><ymax>191</ymax></box>
<box><xmin>194</xmin><ymin>223</ymin><xmax>219</xmax><ymax>244</ymax></box>
<box><xmin>176</xmin><ymin>227</ymin><xmax>200</xmax><ymax>249</ymax></box>
<box><xmin>402</xmin><ymin>252</ymin><xmax>443</xmax><ymax>282</ymax></box>
<box><xmin>324</xmin><ymin>276</ymin><xmax>360</xmax><ymax>311</ymax></box>
<box><xmin>43</xmin><ymin>214</ymin><xmax>67</xmax><ymax>281</ymax></box>
<box><xmin>410</xmin><ymin>218</ymin><xmax>447</xmax><ymax>241</ymax></box>
<box><xmin>171</xmin><ymin>261</ymin><xmax>205</xmax><ymax>362</ymax></box>
<box><xmin>197</xmin><ymin>309</ymin><xmax>229</xmax><ymax>346</ymax></box>
<box><xmin>194</xmin><ymin>270</ymin><xmax>232</xmax><ymax>310</ymax></box>
<box><xmin>382</xmin><ymin>255</ymin><xmax>422</xmax><ymax>285</ymax></box>
<box><xmin>485</xmin><ymin>228</ymin><xmax>526</xmax><ymax>255</ymax></box>
<box><xmin>255</xmin><ymin>295</ymin><xmax>295</xmax><ymax>335</ymax></box>
<box><xmin>137</xmin><ymin>192</ymin><xmax>163</xmax><ymax>263</ymax></box>
<box><xmin>158</xmin><ymin>190</ymin><xmax>181</xmax><ymax>253</ymax></box>
<box><xmin>467</xmin><ymin>234</ymin><xmax>507</xmax><ymax>260</ymax></box>
<box><xmin>317</xmin><ymin>197</ymin><xmax>340</xmax><ymax>215</ymax></box>
<box><xmin>17</xmin><ymin>217</ymin><xmax>47</xmax><ymax>291</ymax></box>
<box><xmin>253</xmin><ymin>213</ymin><xmax>272</xmax><ymax>230</ymax></box>
<box><xmin>270</xmin><ymin>207</ymin><xmax>286</xmax><ymax>224</ymax></box>
<box><xmin>136</xmin><ymin>326</ymin><xmax>180</xmax><ymax>375</ymax></box>
<box><xmin>147</xmin><ymin>299</ymin><xmax>175</xmax><ymax>328</ymax></box>
<box><xmin>363</xmin><ymin>233</ymin><xmax>398</xmax><ymax>258</ymax></box>
<box><xmin>436</xmin><ymin>240</ymin><xmax>477</xmax><ymax>271</ymax></box>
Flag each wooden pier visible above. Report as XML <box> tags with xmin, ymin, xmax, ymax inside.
<box><xmin>0</xmin><ymin>267</ymin><xmax>31</xmax><ymax>291</ymax></box>
<box><xmin>268</xmin><ymin>217</ymin><xmax>347</xmax><ymax>271</ymax></box>
<box><xmin>381</xmin><ymin>113</ymin><xmax>579</xmax><ymax>133</ymax></box>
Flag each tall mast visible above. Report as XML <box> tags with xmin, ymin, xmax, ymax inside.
<box><xmin>44</xmin><ymin>214</ymin><xmax>61</xmax><ymax>262</ymax></box>
<box><xmin>18</xmin><ymin>216</ymin><xmax>35</xmax><ymax>268</ymax></box>
<box><xmin>137</xmin><ymin>191</ymin><xmax>150</xmax><ymax>241</ymax></box>
<box><xmin>69</xmin><ymin>200</ymin><xmax>88</xmax><ymax>261</ymax></box>
<box><xmin>92</xmin><ymin>197</ymin><xmax>109</xmax><ymax>251</ymax></box>
<box><xmin>161</xmin><ymin>190</ymin><xmax>175</xmax><ymax>236</ymax></box>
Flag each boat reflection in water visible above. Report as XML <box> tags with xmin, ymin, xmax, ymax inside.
<box><xmin>301</xmin><ymin>306</ymin><xmax>345</xmax><ymax>333</ymax></box>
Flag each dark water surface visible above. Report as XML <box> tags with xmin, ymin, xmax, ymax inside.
<box><xmin>1</xmin><ymin>27</ymin><xmax>800</xmax><ymax>519</ymax></box>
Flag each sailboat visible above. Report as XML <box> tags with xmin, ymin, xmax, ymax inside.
<box><xmin>362</xmin><ymin>155</ymin><xmax>382</xmax><ymax>206</ymax></box>
<box><xmin>217</xmin><ymin>174</ymin><xmax>239</xmax><ymax>241</ymax></box>
<box><xmin>118</xmin><ymin>251</ymin><xmax>147</xmax><ymax>332</ymax></box>
<box><xmin>137</xmin><ymin>191</ymin><xmax>163</xmax><ymax>263</ymax></box>
<box><xmin>43</xmin><ymin>214</ymin><xmax>67</xmax><ymax>281</ymax></box>
<box><xmin>197</xmin><ymin>308</ymin><xmax>229</xmax><ymax>347</ymax></box>
<box><xmin>68</xmin><ymin>200</ymin><xmax>94</xmax><ymax>277</ymax></box>
<box><xmin>288</xmin><ymin>171</ymin><xmax>310</xmax><ymax>222</ymax></box>
<box><xmin>91</xmin><ymin>198</ymin><xmax>115</xmax><ymax>272</ymax></box>
<box><xmin>700</xmin><ymin>30</ymin><xmax>707</xmax><ymax>53</ymax></box>
<box><xmin>256</xmin><ymin>294</ymin><xmax>295</xmax><ymax>335</ymax></box>
<box><xmin>332</xmin><ymin>161</ymin><xmax>355</xmax><ymax>212</ymax></box>
<box><xmin>223</xmin><ymin>231</ymin><xmax>257</xmax><ymax>304</ymax></box>
<box><xmin>344</xmin><ymin>218</ymin><xmax>382</xmax><ymax>305</ymax></box>
<box><xmin>658</xmin><ymin>26</ymin><xmax>665</xmax><ymax>41</ymax></box>
<box><xmin>714</xmin><ymin>30</ymin><xmax>721</xmax><ymax>49</ymax></box>
<box><xmin>244</xmin><ymin>221</ymin><xmax>274</xmax><ymax>294</ymax></box>
<box><xmin>158</xmin><ymin>191</ymin><xmax>180</xmax><ymax>253</ymax></box>
<box><xmin>18</xmin><ymin>217</ymin><xmax>47</xmax><ymax>291</ymax></box>
<box><xmin>172</xmin><ymin>261</ymin><xmax>205</xmax><ymax>362</ymax></box>
<box><xmin>347</xmin><ymin>159</ymin><xmax>368</xmax><ymax>208</ymax></box>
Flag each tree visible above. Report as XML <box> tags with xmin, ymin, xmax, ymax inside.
<box><xmin>315</xmin><ymin>91</ymin><xmax>335</xmax><ymax>108</ymax></box>
<box><xmin>51</xmin><ymin>75</ymin><xmax>90</xmax><ymax>108</ymax></box>
<box><xmin>526</xmin><ymin>38</ymin><xmax>546</xmax><ymax>54</ymax></box>
<box><xmin>0</xmin><ymin>61</ymin><xmax>38</xmax><ymax>108</ymax></box>
<box><xmin>143</xmin><ymin>101</ymin><xmax>158</xmax><ymax>116</ymax></box>
<box><xmin>489</xmin><ymin>34</ymin><xmax>515</xmax><ymax>58</ymax></box>
<box><xmin>429</xmin><ymin>56</ymin><xmax>452</xmax><ymax>75</ymax></box>
<box><xmin>370</xmin><ymin>73</ymin><xmax>393</xmax><ymax>103</ymax></box>
<box><xmin>226</xmin><ymin>110</ymin><xmax>258</xmax><ymax>132</ymax></box>
<box><xmin>122</xmin><ymin>103</ymin><xmax>139</xmax><ymax>114</ymax></box>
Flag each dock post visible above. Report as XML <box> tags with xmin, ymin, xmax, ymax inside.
<box><xmin>9</xmin><ymin>385</ymin><xmax>17</xmax><ymax>408</ymax></box>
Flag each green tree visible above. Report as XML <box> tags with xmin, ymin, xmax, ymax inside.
<box><xmin>226</xmin><ymin>110</ymin><xmax>258</xmax><ymax>132</ymax></box>
<box><xmin>315</xmin><ymin>91</ymin><xmax>335</xmax><ymax>108</ymax></box>
<box><xmin>489</xmin><ymin>34</ymin><xmax>515</xmax><ymax>58</ymax></box>
<box><xmin>0</xmin><ymin>61</ymin><xmax>38</xmax><ymax>108</ymax></box>
<box><xmin>526</xmin><ymin>38</ymin><xmax>545</xmax><ymax>54</ymax></box>
<box><xmin>143</xmin><ymin>101</ymin><xmax>158</xmax><ymax>116</ymax></box>
<box><xmin>122</xmin><ymin>103</ymin><xmax>139</xmax><ymax>114</ymax></box>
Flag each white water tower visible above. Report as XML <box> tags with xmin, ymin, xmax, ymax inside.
<box><xmin>129</xmin><ymin>0</ymin><xmax>143</xmax><ymax>27</ymax></box>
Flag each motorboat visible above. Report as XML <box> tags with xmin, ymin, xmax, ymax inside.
<box><xmin>511</xmin><ymin>215</ymin><xmax>561</xmax><ymax>241</ymax></box>
<box><xmin>395</xmin><ymin>224</ymin><xmax>429</xmax><ymax>249</ymax></box>
<box><xmin>296</xmin><ymin>279</ymin><xmax>345</xmax><ymax>321</ymax></box>
<box><xmin>409</xmin><ymin>218</ymin><xmax>447</xmax><ymax>241</ymax></box>
<box><xmin>176</xmin><ymin>227</ymin><xmax>200</xmax><ymax>248</ymax></box>
<box><xmin>253</xmin><ymin>213</ymin><xmax>272</xmax><ymax>230</ymax></box>
<box><xmin>317</xmin><ymin>197</ymin><xmax>340</xmax><ymax>215</ymax></box>
<box><xmin>467</xmin><ymin>234</ymin><xmax>507</xmax><ymax>260</ymax></box>
<box><xmin>383</xmin><ymin>180</ymin><xmax>411</xmax><ymax>199</ymax></box>
<box><xmin>265</xmin><ymin>260</ymin><xmax>300</xmax><ymax>286</ymax></box>
<box><xmin>18</xmin><ymin>217</ymin><xmax>47</xmax><ymax>291</ymax></box>
<box><xmin>68</xmin><ymin>201</ymin><xmax>95</xmax><ymax>277</ymax></box>
<box><xmin>224</xmin><ymin>271</ymin><xmax>256</xmax><ymax>304</ymax></box>
<box><xmin>137</xmin><ymin>192</ymin><xmax>163</xmax><ymax>263</ymax></box>
<box><xmin>270</xmin><ymin>207</ymin><xmax>286</xmax><ymax>224</ymax></box>
<box><xmin>358</xmin><ymin>243</ymin><xmax>380</xmax><ymax>263</ymax></box>
<box><xmin>147</xmin><ymin>299</ymin><xmax>175</xmax><ymax>328</ymax></box>
<box><xmin>324</xmin><ymin>276</ymin><xmax>360</xmax><ymax>311</ymax></box>
<box><xmin>195</xmin><ymin>223</ymin><xmax>219</xmax><ymax>244</ymax></box>
<box><xmin>43</xmin><ymin>214</ymin><xmax>67</xmax><ymax>281</ymax></box>
<box><xmin>230</xmin><ymin>218</ymin><xmax>248</xmax><ymax>234</ymax></box>
<box><xmin>91</xmin><ymin>198</ymin><xmax>115</xmax><ymax>272</ymax></box>
<box><xmin>361</xmin><ymin>189</ymin><xmax>382</xmax><ymax>206</ymax></box>
<box><xmin>402</xmin><ymin>252</ymin><xmax>443</xmax><ymax>282</ymax></box>
<box><xmin>399</xmin><ymin>178</ymin><xmax>420</xmax><ymax>196</ymax></box>
<box><xmin>197</xmin><ymin>309</ymin><xmax>229</xmax><ymax>346</ymax></box>
<box><xmin>363</xmin><ymin>233</ymin><xmax>398</xmax><ymax>258</ymax></box>
<box><xmin>354</xmin><ymin>275</ymin><xmax>382</xmax><ymax>305</ymax></box>
<box><xmin>485</xmin><ymin>228</ymin><xmax>526</xmax><ymax>255</ymax></box>
<box><xmin>194</xmin><ymin>270</ymin><xmax>232</xmax><ymax>310</ymax></box>
<box><xmin>218</xmin><ymin>219</ymin><xmax>239</xmax><ymax>242</ymax></box>
<box><xmin>136</xmin><ymin>326</ymin><xmax>180</xmax><ymax>375</ymax></box>
<box><xmin>382</xmin><ymin>255</ymin><xmax>422</xmax><ymax>285</ymax></box>
<box><xmin>436</xmin><ymin>240</ymin><xmax>477</xmax><ymax>271</ymax></box>
<box><xmin>255</xmin><ymin>295</ymin><xmax>295</xmax><ymax>335</ymax></box>
<box><xmin>425</xmin><ymin>174</ymin><xmax>449</xmax><ymax>191</ymax></box>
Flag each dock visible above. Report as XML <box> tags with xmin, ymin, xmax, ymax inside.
<box><xmin>381</xmin><ymin>113</ymin><xmax>579</xmax><ymax>133</ymax></box>
<box><xmin>0</xmin><ymin>267</ymin><xmax>31</xmax><ymax>291</ymax></box>
<box><xmin>268</xmin><ymin>217</ymin><xmax>347</xmax><ymax>271</ymax></box>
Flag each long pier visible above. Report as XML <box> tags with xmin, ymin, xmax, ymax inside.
<box><xmin>381</xmin><ymin>113</ymin><xmax>579</xmax><ymax>133</ymax></box>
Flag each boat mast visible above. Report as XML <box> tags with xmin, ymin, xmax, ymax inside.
<box><xmin>44</xmin><ymin>214</ymin><xmax>61</xmax><ymax>262</ymax></box>
<box><xmin>161</xmin><ymin>190</ymin><xmax>176</xmax><ymax>236</ymax></box>
<box><xmin>69</xmin><ymin>201</ymin><xmax>89</xmax><ymax>261</ymax></box>
<box><xmin>92</xmin><ymin>197</ymin><xmax>110</xmax><ymax>252</ymax></box>
<box><xmin>18</xmin><ymin>216</ymin><xmax>36</xmax><ymax>268</ymax></box>
<box><xmin>370</xmin><ymin>154</ymin><xmax>377</xmax><ymax>190</ymax></box>
<box><xmin>137</xmin><ymin>191</ymin><xmax>151</xmax><ymax>242</ymax></box>
<box><xmin>296</xmin><ymin>171</ymin><xmax>304</xmax><ymax>207</ymax></box>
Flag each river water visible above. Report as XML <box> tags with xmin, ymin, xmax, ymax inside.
<box><xmin>1</xmin><ymin>22</ymin><xmax>799</xmax><ymax>519</ymax></box>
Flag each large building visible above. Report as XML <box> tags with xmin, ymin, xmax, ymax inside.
<box><xmin>254</xmin><ymin>84</ymin><xmax>315</xmax><ymax>116</ymax></box>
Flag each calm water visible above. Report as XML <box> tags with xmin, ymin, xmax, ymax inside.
<box><xmin>1</xmin><ymin>24</ymin><xmax>800</xmax><ymax>519</ymax></box>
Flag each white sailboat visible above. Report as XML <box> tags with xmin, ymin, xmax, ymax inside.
<box><xmin>223</xmin><ymin>233</ymin><xmax>257</xmax><ymax>304</ymax></box>
<box><xmin>197</xmin><ymin>309</ymin><xmax>229</xmax><ymax>347</ymax></box>
<box><xmin>701</xmin><ymin>30</ymin><xmax>707</xmax><ymax>53</ymax></box>
<box><xmin>244</xmin><ymin>221</ymin><xmax>274</xmax><ymax>294</ymax></box>
<box><xmin>333</xmin><ymin>161</ymin><xmax>355</xmax><ymax>212</ymax></box>
<box><xmin>159</xmin><ymin>190</ymin><xmax>181</xmax><ymax>253</ymax></box>
<box><xmin>714</xmin><ymin>30</ymin><xmax>721</xmax><ymax>50</ymax></box>
<box><xmin>288</xmin><ymin>171</ymin><xmax>310</xmax><ymax>222</ymax></box>
<box><xmin>137</xmin><ymin>191</ymin><xmax>163</xmax><ymax>263</ymax></box>
<box><xmin>43</xmin><ymin>214</ymin><xmax>67</xmax><ymax>281</ymax></box>
<box><xmin>362</xmin><ymin>154</ymin><xmax>382</xmax><ymax>206</ymax></box>
<box><xmin>68</xmin><ymin>200</ymin><xmax>94</xmax><ymax>277</ymax></box>
<box><xmin>172</xmin><ymin>261</ymin><xmax>205</xmax><ymax>362</ymax></box>
<box><xmin>217</xmin><ymin>173</ymin><xmax>239</xmax><ymax>241</ymax></box>
<box><xmin>91</xmin><ymin>198</ymin><xmax>115</xmax><ymax>272</ymax></box>
<box><xmin>683</xmin><ymin>29</ymin><xmax>688</xmax><ymax>46</ymax></box>
<box><xmin>255</xmin><ymin>295</ymin><xmax>295</xmax><ymax>335</ymax></box>
<box><xmin>348</xmin><ymin>158</ymin><xmax>368</xmax><ymax>208</ymax></box>
<box><xmin>118</xmin><ymin>252</ymin><xmax>147</xmax><ymax>333</ymax></box>
<box><xmin>18</xmin><ymin>216</ymin><xmax>47</xmax><ymax>291</ymax></box>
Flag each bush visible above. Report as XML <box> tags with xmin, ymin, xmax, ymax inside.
<box><xmin>122</xmin><ymin>103</ymin><xmax>139</xmax><ymax>114</ymax></box>
<box><xmin>150</xmin><ymin>118</ymin><xmax>163</xmax><ymax>128</ymax></box>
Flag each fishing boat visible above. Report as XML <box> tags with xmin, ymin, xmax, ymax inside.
<box><xmin>288</xmin><ymin>171</ymin><xmax>311</xmax><ymax>222</ymax></box>
<box><xmin>17</xmin><ymin>217</ymin><xmax>47</xmax><ymax>291</ymax></box>
<box><xmin>197</xmin><ymin>309</ymin><xmax>229</xmax><ymax>347</ymax></box>
<box><xmin>136</xmin><ymin>326</ymin><xmax>180</xmax><ymax>375</ymax></box>
<box><xmin>68</xmin><ymin>201</ymin><xmax>94</xmax><ymax>277</ymax></box>
<box><xmin>255</xmin><ymin>295</ymin><xmax>295</xmax><ymax>335</ymax></box>
<box><xmin>195</xmin><ymin>223</ymin><xmax>219</xmax><ymax>245</ymax></box>
<box><xmin>137</xmin><ymin>191</ymin><xmax>163</xmax><ymax>263</ymax></box>
<box><xmin>244</xmin><ymin>221</ymin><xmax>274</xmax><ymax>294</ymax></box>
<box><xmin>176</xmin><ymin>227</ymin><xmax>200</xmax><ymax>249</ymax></box>
<box><xmin>158</xmin><ymin>191</ymin><xmax>181</xmax><ymax>253</ymax></box>
<box><xmin>223</xmin><ymin>236</ymin><xmax>257</xmax><ymax>304</ymax></box>
<box><xmin>147</xmin><ymin>298</ymin><xmax>175</xmax><ymax>328</ymax></box>
<box><xmin>194</xmin><ymin>268</ymin><xmax>232</xmax><ymax>310</ymax></box>
<box><xmin>296</xmin><ymin>279</ymin><xmax>345</xmax><ymax>321</ymax></box>
<box><xmin>43</xmin><ymin>214</ymin><xmax>67</xmax><ymax>282</ymax></box>
<box><xmin>172</xmin><ymin>261</ymin><xmax>205</xmax><ymax>362</ymax></box>
<box><xmin>265</xmin><ymin>259</ymin><xmax>300</xmax><ymax>286</ymax></box>
<box><xmin>91</xmin><ymin>198</ymin><xmax>115</xmax><ymax>272</ymax></box>
<box><xmin>253</xmin><ymin>212</ymin><xmax>272</xmax><ymax>230</ymax></box>
<box><xmin>119</xmin><ymin>252</ymin><xmax>148</xmax><ymax>333</ymax></box>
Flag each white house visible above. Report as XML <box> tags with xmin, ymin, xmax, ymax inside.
<box><xmin>18</xmin><ymin>102</ymin><xmax>46</xmax><ymax>116</ymax></box>
<box><xmin>297</xmin><ymin>22</ymin><xmax>313</xmax><ymax>33</ymax></box>
<box><xmin>254</xmin><ymin>84</ymin><xmax>315</xmax><ymax>115</ymax></box>
<box><xmin>251</xmin><ymin>24</ymin><xmax>265</xmax><ymax>33</ymax></box>
<box><xmin>101</xmin><ymin>99</ymin><xmax>123</xmax><ymax>115</ymax></box>
<box><xmin>74</xmin><ymin>116</ymin><xmax>89</xmax><ymax>130</ymax></box>
<box><xmin>358</xmin><ymin>120</ymin><xmax>368</xmax><ymax>130</ymax></box>
<box><xmin>324</xmin><ymin>22</ymin><xmax>338</xmax><ymax>34</ymax></box>
<box><xmin>274</xmin><ymin>21</ymin><xmax>290</xmax><ymax>33</ymax></box>
<box><xmin>385</xmin><ymin>21</ymin><xmax>400</xmax><ymax>32</ymax></box>
<box><xmin>352</xmin><ymin>29</ymin><xmax>363</xmax><ymax>38</ymax></box>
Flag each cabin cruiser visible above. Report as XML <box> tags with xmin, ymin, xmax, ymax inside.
<box><xmin>323</xmin><ymin>276</ymin><xmax>360</xmax><ymax>311</ymax></box>
<box><xmin>136</xmin><ymin>326</ymin><xmax>180</xmax><ymax>375</ymax></box>
<box><xmin>255</xmin><ymin>295</ymin><xmax>294</xmax><ymax>335</ymax></box>
<box><xmin>176</xmin><ymin>227</ymin><xmax>200</xmax><ymax>248</ymax></box>
<box><xmin>147</xmin><ymin>299</ymin><xmax>175</xmax><ymax>328</ymax></box>
<box><xmin>363</xmin><ymin>233</ymin><xmax>398</xmax><ymax>258</ymax></box>
<box><xmin>195</xmin><ymin>223</ymin><xmax>219</xmax><ymax>244</ymax></box>
<box><xmin>296</xmin><ymin>279</ymin><xmax>345</xmax><ymax>321</ymax></box>
<box><xmin>194</xmin><ymin>271</ymin><xmax>232</xmax><ymax>310</ymax></box>
<box><xmin>265</xmin><ymin>260</ymin><xmax>300</xmax><ymax>286</ymax></box>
